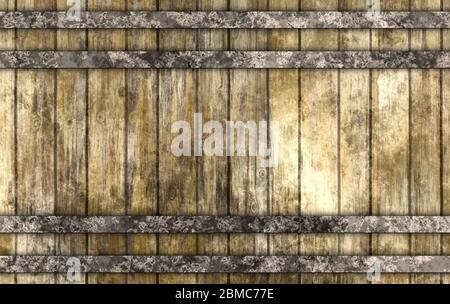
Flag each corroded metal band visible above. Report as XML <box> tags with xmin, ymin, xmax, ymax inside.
<box><xmin>0</xmin><ymin>256</ymin><xmax>450</xmax><ymax>273</ymax></box>
<box><xmin>1</xmin><ymin>216</ymin><xmax>450</xmax><ymax>233</ymax></box>
<box><xmin>0</xmin><ymin>51</ymin><xmax>450</xmax><ymax>69</ymax></box>
<box><xmin>1</xmin><ymin>11</ymin><xmax>450</xmax><ymax>29</ymax></box>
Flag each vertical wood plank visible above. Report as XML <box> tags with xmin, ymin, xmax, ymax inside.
<box><xmin>338</xmin><ymin>0</ymin><xmax>371</xmax><ymax>285</ymax></box>
<box><xmin>300</xmin><ymin>0</ymin><xmax>339</xmax><ymax>284</ymax></box>
<box><xmin>229</xmin><ymin>0</ymin><xmax>269</xmax><ymax>285</ymax></box>
<box><xmin>126</xmin><ymin>0</ymin><xmax>158</xmax><ymax>284</ymax></box>
<box><xmin>442</xmin><ymin>0</ymin><xmax>450</xmax><ymax>286</ymax></box>
<box><xmin>15</xmin><ymin>0</ymin><xmax>57</xmax><ymax>284</ymax></box>
<box><xmin>196</xmin><ymin>0</ymin><xmax>229</xmax><ymax>285</ymax></box>
<box><xmin>267</xmin><ymin>0</ymin><xmax>299</xmax><ymax>284</ymax></box>
<box><xmin>87</xmin><ymin>0</ymin><xmax>127</xmax><ymax>284</ymax></box>
<box><xmin>54</xmin><ymin>0</ymin><xmax>87</xmax><ymax>284</ymax></box>
<box><xmin>371</xmin><ymin>0</ymin><xmax>410</xmax><ymax>285</ymax></box>
<box><xmin>409</xmin><ymin>0</ymin><xmax>442</xmax><ymax>285</ymax></box>
<box><xmin>158</xmin><ymin>0</ymin><xmax>198</xmax><ymax>284</ymax></box>
<box><xmin>0</xmin><ymin>0</ymin><xmax>16</xmax><ymax>284</ymax></box>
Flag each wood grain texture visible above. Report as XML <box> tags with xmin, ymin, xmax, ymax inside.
<box><xmin>409</xmin><ymin>0</ymin><xmax>442</xmax><ymax>285</ymax></box>
<box><xmin>229</xmin><ymin>0</ymin><xmax>269</xmax><ymax>285</ymax></box>
<box><xmin>15</xmin><ymin>0</ymin><xmax>56</xmax><ymax>285</ymax></box>
<box><xmin>300</xmin><ymin>0</ymin><xmax>339</xmax><ymax>285</ymax></box>
<box><xmin>196</xmin><ymin>0</ymin><xmax>229</xmax><ymax>285</ymax></box>
<box><xmin>371</xmin><ymin>0</ymin><xmax>410</xmax><ymax>285</ymax></box>
<box><xmin>158</xmin><ymin>0</ymin><xmax>198</xmax><ymax>285</ymax></box>
<box><xmin>339</xmin><ymin>0</ymin><xmax>371</xmax><ymax>285</ymax></box>
<box><xmin>54</xmin><ymin>0</ymin><xmax>87</xmax><ymax>284</ymax></box>
<box><xmin>125</xmin><ymin>0</ymin><xmax>158</xmax><ymax>285</ymax></box>
<box><xmin>87</xmin><ymin>0</ymin><xmax>127</xmax><ymax>285</ymax></box>
<box><xmin>0</xmin><ymin>0</ymin><xmax>15</xmax><ymax>284</ymax></box>
<box><xmin>267</xmin><ymin>0</ymin><xmax>299</xmax><ymax>284</ymax></box>
<box><xmin>442</xmin><ymin>0</ymin><xmax>450</xmax><ymax>286</ymax></box>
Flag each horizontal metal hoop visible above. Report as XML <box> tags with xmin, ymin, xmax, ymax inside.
<box><xmin>1</xmin><ymin>11</ymin><xmax>450</xmax><ymax>29</ymax></box>
<box><xmin>0</xmin><ymin>216</ymin><xmax>449</xmax><ymax>233</ymax></box>
<box><xmin>0</xmin><ymin>256</ymin><xmax>448</xmax><ymax>273</ymax></box>
<box><xmin>1</xmin><ymin>51</ymin><xmax>450</xmax><ymax>69</ymax></box>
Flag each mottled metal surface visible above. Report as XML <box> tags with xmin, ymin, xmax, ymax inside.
<box><xmin>1</xmin><ymin>216</ymin><xmax>450</xmax><ymax>233</ymax></box>
<box><xmin>1</xmin><ymin>11</ymin><xmax>450</xmax><ymax>29</ymax></box>
<box><xmin>1</xmin><ymin>256</ymin><xmax>450</xmax><ymax>273</ymax></box>
<box><xmin>0</xmin><ymin>51</ymin><xmax>450</xmax><ymax>68</ymax></box>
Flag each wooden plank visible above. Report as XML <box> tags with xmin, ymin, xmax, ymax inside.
<box><xmin>371</xmin><ymin>0</ymin><xmax>410</xmax><ymax>285</ymax></box>
<box><xmin>0</xmin><ymin>0</ymin><xmax>15</xmax><ymax>284</ymax></box>
<box><xmin>158</xmin><ymin>0</ymin><xmax>198</xmax><ymax>284</ymax></box>
<box><xmin>126</xmin><ymin>0</ymin><xmax>158</xmax><ymax>285</ymax></box>
<box><xmin>299</xmin><ymin>0</ymin><xmax>339</xmax><ymax>284</ymax></box>
<box><xmin>229</xmin><ymin>0</ymin><xmax>269</xmax><ymax>285</ymax></box>
<box><xmin>267</xmin><ymin>0</ymin><xmax>299</xmax><ymax>284</ymax></box>
<box><xmin>15</xmin><ymin>0</ymin><xmax>56</xmax><ymax>284</ymax></box>
<box><xmin>409</xmin><ymin>0</ymin><xmax>442</xmax><ymax>285</ymax></box>
<box><xmin>338</xmin><ymin>0</ymin><xmax>371</xmax><ymax>285</ymax></box>
<box><xmin>87</xmin><ymin>0</ymin><xmax>127</xmax><ymax>284</ymax></box>
<box><xmin>196</xmin><ymin>0</ymin><xmax>229</xmax><ymax>285</ymax></box>
<box><xmin>442</xmin><ymin>0</ymin><xmax>450</xmax><ymax>286</ymax></box>
<box><xmin>54</xmin><ymin>0</ymin><xmax>87</xmax><ymax>284</ymax></box>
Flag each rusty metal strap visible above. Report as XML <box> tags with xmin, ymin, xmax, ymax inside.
<box><xmin>0</xmin><ymin>256</ymin><xmax>448</xmax><ymax>273</ymax></box>
<box><xmin>0</xmin><ymin>216</ymin><xmax>449</xmax><ymax>233</ymax></box>
<box><xmin>0</xmin><ymin>51</ymin><xmax>450</xmax><ymax>68</ymax></box>
<box><xmin>1</xmin><ymin>11</ymin><xmax>450</xmax><ymax>29</ymax></box>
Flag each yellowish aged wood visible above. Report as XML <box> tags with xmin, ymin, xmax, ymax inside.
<box><xmin>300</xmin><ymin>0</ymin><xmax>339</xmax><ymax>285</ymax></box>
<box><xmin>370</xmin><ymin>0</ymin><xmax>410</xmax><ymax>285</ymax></box>
<box><xmin>229</xmin><ymin>0</ymin><xmax>269</xmax><ymax>285</ymax></box>
<box><xmin>0</xmin><ymin>0</ymin><xmax>16</xmax><ymax>284</ymax></box>
<box><xmin>196</xmin><ymin>0</ymin><xmax>229</xmax><ymax>285</ymax></box>
<box><xmin>267</xmin><ymin>0</ymin><xmax>299</xmax><ymax>284</ymax></box>
<box><xmin>338</xmin><ymin>0</ymin><xmax>371</xmax><ymax>285</ymax></box>
<box><xmin>15</xmin><ymin>0</ymin><xmax>56</xmax><ymax>285</ymax></box>
<box><xmin>87</xmin><ymin>0</ymin><xmax>127</xmax><ymax>285</ymax></box>
<box><xmin>126</xmin><ymin>0</ymin><xmax>158</xmax><ymax>285</ymax></box>
<box><xmin>158</xmin><ymin>0</ymin><xmax>198</xmax><ymax>285</ymax></box>
<box><xmin>409</xmin><ymin>0</ymin><xmax>442</xmax><ymax>285</ymax></box>
<box><xmin>442</xmin><ymin>0</ymin><xmax>450</xmax><ymax>286</ymax></box>
<box><xmin>54</xmin><ymin>0</ymin><xmax>88</xmax><ymax>284</ymax></box>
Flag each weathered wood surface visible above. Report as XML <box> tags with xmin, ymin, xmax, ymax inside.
<box><xmin>409</xmin><ymin>0</ymin><xmax>442</xmax><ymax>285</ymax></box>
<box><xmin>268</xmin><ymin>0</ymin><xmax>299</xmax><ymax>284</ymax></box>
<box><xmin>125</xmin><ymin>0</ymin><xmax>158</xmax><ymax>285</ymax></box>
<box><xmin>196</xmin><ymin>0</ymin><xmax>229</xmax><ymax>285</ymax></box>
<box><xmin>55</xmin><ymin>0</ymin><xmax>87</xmax><ymax>284</ymax></box>
<box><xmin>0</xmin><ymin>0</ymin><xmax>449</xmax><ymax>284</ymax></box>
<box><xmin>228</xmin><ymin>0</ymin><xmax>269</xmax><ymax>285</ymax></box>
<box><xmin>158</xmin><ymin>0</ymin><xmax>198</xmax><ymax>285</ymax></box>
<box><xmin>442</xmin><ymin>0</ymin><xmax>450</xmax><ymax>286</ymax></box>
<box><xmin>299</xmin><ymin>0</ymin><xmax>340</xmax><ymax>285</ymax></box>
<box><xmin>371</xmin><ymin>0</ymin><xmax>410</xmax><ymax>285</ymax></box>
<box><xmin>0</xmin><ymin>0</ymin><xmax>16</xmax><ymax>285</ymax></box>
<box><xmin>339</xmin><ymin>0</ymin><xmax>371</xmax><ymax>284</ymax></box>
<box><xmin>15</xmin><ymin>0</ymin><xmax>56</xmax><ymax>285</ymax></box>
<box><xmin>87</xmin><ymin>0</ymin><xmax>127</xmax><ymax>285</ymax></box>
